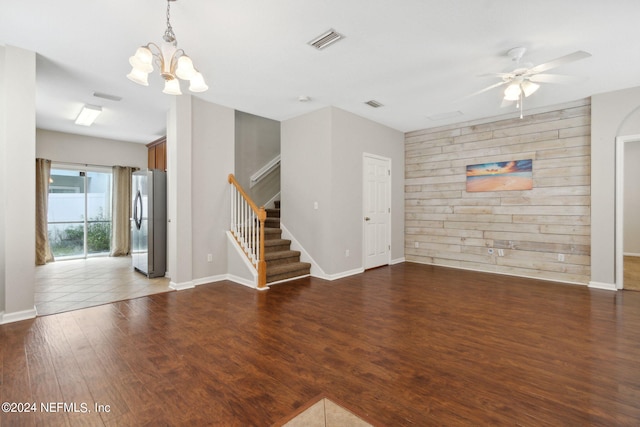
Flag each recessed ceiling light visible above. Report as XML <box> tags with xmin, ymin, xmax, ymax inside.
<box><xmin>308</xmin><ymin>29</ymin><xmax>344</xmax><ymax>50</ymax></box>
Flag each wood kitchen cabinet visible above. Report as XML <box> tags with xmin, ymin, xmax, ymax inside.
<box><xmin>147</xmin><ymin>136</ymin><xmax>166</xmax><ymax>171</ymax></box>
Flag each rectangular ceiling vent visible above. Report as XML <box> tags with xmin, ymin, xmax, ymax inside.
<box><xmin>365</xmin><ymin>100</ymin><xmax>384</xmax><ymax>108</ymax></box>
<box><xmin>93</xmin><ymin>92</ymin><xmax>122</xmax><ymax>102</ymax></box>
<box><xmin>308</xmin><ymin>29</ymin><xmax>344</xmax><ymax>50</ymax></box>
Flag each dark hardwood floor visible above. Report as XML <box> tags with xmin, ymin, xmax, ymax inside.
<box><xmin>2</xmin><ymin>262</ymin><xmax>640</xmax><ymax>426</ymax></box>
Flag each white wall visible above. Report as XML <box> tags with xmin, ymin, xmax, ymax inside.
<box><xmin>624</xmin><ymin>141</ymin><xmax>640</xmax><ymax>255</ymax></box>
<box><xmin>166</xmin><ymin>95</ymin><xmax>235</xmax><ymax>289</ymax></box>
<box><xmin>281</xmin><ymin>107</ymin><xmax>333</xmax><ymax>271</ymax></box>
<box><xmin>282</xmin><ymin>106</ymin><xmax>404</xmax><ymax>277</ymax></box>
<box><xmin>36</xmin><ymin>129</ymin><xmax>147</xmax><ymax>169</ymax></box>
<box><xmin>331</xmin><ymin>108</ymin><xmax>405</xmax><ymax>271</ymax></box>
<box><xmin>191</xmin><ymin>97</ymin><xmax>235</xmax><ymax>281</ymax></box>
<box><xmin>0</xmin><ymin>45</ymin><xmax>37</xmax><ymax>324</ymax></box>
<box><xmin>591</xmin><ymin>86</ymin><xmax>640</xmax><ymax>287</ymax></box>
<box><xmin>0</xmin><ymin>46</ymin><xmax>5</xmax><ymax>314</ymax></box>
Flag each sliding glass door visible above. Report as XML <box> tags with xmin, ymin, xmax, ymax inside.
<box><xmin>47</xmin><ymin>166</ymin><xmax>113</xmax><ymax>259</ymax></box>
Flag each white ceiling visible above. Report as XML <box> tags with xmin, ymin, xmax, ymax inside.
<box><xmin>1</xmin><ymin>0</ymin><xmax>639</xmax><ymax>144</ymax></box>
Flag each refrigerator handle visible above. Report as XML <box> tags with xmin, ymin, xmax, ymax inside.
<box><xmin>134</xmin><ymin>190</ymin><xmax>143</xmax><ymax>230</ymax></box>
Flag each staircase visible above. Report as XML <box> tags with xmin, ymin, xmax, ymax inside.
<box><xmin>264</xmin><ymin>201</ymin><xmax>311</xmax><ymax>283</ymax></box>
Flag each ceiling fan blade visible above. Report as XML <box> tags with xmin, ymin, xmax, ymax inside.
<box><xmin>528</xmin><ymin>51</ymin><xmax>591</xmax><ymax>74</ymax></box>
<box><xmin>465</xmin><ymin>80</ymin><xmax>508</xmax><ymax>99</ymax></box>
<box><xmin>529</xmin><ymin>74</ymin><xmax>580</xmax><ymax>84</ymax></box>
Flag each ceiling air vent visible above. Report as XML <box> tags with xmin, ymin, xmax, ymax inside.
<box><xmin>93</xmin><ymin>92</ymin><xmax>122</xmax><ymax>102</ymax></box>
<box><xmin>365</xmin><ymin>100</ymin><xmax>384</xmax><ymax>108</ymax></box>
<box><xmin>308</xmin><ymin>29</ymin><xmax>344</xmax><ymax>50</ymax></box>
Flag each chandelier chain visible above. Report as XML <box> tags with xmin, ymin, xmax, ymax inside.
<box><xmin>163</xmin><ymin>0</ymin><xmax>176</xmax><ymax>43</ymax></box>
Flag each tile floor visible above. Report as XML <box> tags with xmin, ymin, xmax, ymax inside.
<box><xmin>281</xmin><ymin>397</ymin><xmax>374</xmax><ymax>427</ymax></box>
<box><xmin>35</xmin><ymin>256</ymin><xmax>172</xmax><ymax>316</ymax></box>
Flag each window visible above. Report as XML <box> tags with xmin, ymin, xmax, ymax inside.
<box><xmin>47</xmin><ymin>166</ymin><xmax>113</xmax><ymax>259</ymax></box>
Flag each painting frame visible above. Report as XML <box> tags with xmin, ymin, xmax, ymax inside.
<box><xmin>466</xmin><ymin>159</ymin><xmax>533</xmax><ymax>192</ymax></box>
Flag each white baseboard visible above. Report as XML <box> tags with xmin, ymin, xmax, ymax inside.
<box><xmin>623</xmin><ymin>252</ymin><xmax>640</xmax><ymax>257</ymax></box>
<box><xmin>1</xmin><ymin>307</ymin><xmax>37</xmax><ymax>324</ymax></box>
<box><xmin>225</xmin><ymin>274</ymin><xmax>258</xmax><ymax>289</ymax></box>
<box><xmin>407</xmin><ymin>259</ymin><xmax>589</xmax><ymax>287</ymax></box>
<box><xmin>588</xmin><ymin>281</ymin><xmax>618</xmax><ymax>291</ymax></box>
<box><xmin>325</xmin><ymin>268</ymin><xmax>365</xmax><ymax>281</ymax></box>
<box><xmin>191</xmin><ymin>273</ymin><xmax>263</xmax><ymax>290</ymax></box>
<box><xmin>391</xmin><ymin>257</ymin><xmax>405</xmax><ymax>265</ymax></box>
<box><xmin>193</xmin><ymin>274</ymin><xmax>228</xmax><ymax>287</ymax></box>
<box><xmin>170</xmin><ymin>280</ymin><xmax>195</xmax><ymax>291</ymax></box>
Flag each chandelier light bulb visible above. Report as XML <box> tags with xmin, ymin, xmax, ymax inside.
<box><xmin>176</xmin><ymin>55</ymin><xmax>197</xmax><ymax>80</ymax></box>
<box><xmin>188</xmin><ymin>72</ymin><xmax>208</xmax><ymax>93</ymax></box>
<box><xmin>163</xmin><ymin>78</ymin><xmax>182</xmax><ymax>95</ymax></box>
<box><xmin>127</xmin><ymin>67</ymin><xmax>150</xmax><ymax>86</ymax></box>
<box><xmin>130</xmin><ymin>47</ymin><xmax>154</xmax><ymax>71</ymax></box>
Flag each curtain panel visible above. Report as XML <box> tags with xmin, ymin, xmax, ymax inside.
<box><xmin>110</xmin><ymin>166</ymin><xmax>136</xmax><ymax>256</ymax></box>
<box><xmin>35</xmin><ymin>158</ymin><xmax>54</xmax><ymax>265</ymax></box>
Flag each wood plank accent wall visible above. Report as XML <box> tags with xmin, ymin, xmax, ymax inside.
<box><xmin>405</xmin><ymin>99</ymin><xmax>591</xmax><ymax>284</ymax></box>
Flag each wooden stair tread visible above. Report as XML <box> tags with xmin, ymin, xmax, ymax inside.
<box><xmin>267</xmin><ymin>262</ymin><xmax>311</xmax><ymax>283</ymax></box>
<box><xmin>262</xmin><ymin>201</ymin><xmax>312</xmax><ymax>283</ymax></box>
<box><xmin>263</xmin><ymin>227</ymin><xmax>282</xmax><ymax>238</ymax></box>
<box><xmin>264</xmin><ymin>238</ymin><xmax>291</xmax><ymax>247</ymax></box>
<box><xmin>267</xmin><ymin>262</ymin><xmax>312</xmax><ymax>277</ymax></box>
<box><xmin>265</xmin><ymin>208</ymin><xmax>280</xmax><ymax>218</ymax></box>
<box><xmin>264</xmin><ymin>250</ymin><xmax>301</xmax><ymax>261</ymax></box>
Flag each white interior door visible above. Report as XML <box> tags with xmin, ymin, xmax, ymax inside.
<box><xmin>363</xmin><ymin>154</ymin><xmax>391</xmax><ymax>269</ymax></box>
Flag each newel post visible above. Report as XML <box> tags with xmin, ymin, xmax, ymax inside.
<box><xmin>257</xmin><ymin>207</ymin><xmax>267</xmax><ymax>288</ymax></box>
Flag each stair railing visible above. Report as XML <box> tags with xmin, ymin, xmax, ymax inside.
<box><xmin>228</xmin><ymin>174</ymin><xmax>267</xmax><ymax>288</ymax></box>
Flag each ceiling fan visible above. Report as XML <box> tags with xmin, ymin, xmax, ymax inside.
<box><xmin>471</xmin><ymin>47</ymin><xmax>592</xmax><ymax>118</ymax></box>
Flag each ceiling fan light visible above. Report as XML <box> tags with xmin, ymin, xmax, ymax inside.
<box><xmin>175</xmin><ymin>55</ymin><xmax>197</xmax><ymax>80</ymax></box>
<box><xmin>504</xmin><ymin>83</ymin><xmax>521</xmax><ymax>101</ymax></box>
<box><xmin>521</xmin><ymin>80</ymin><xmax>540</xmax><ymax>97</ymax></box>
<box><xmin>188</xmin><ymin>72</ymin><xmax>208</xmax><ymax>92</ymax></box>
<box><xmin>162</xmin><ymin>78</ymin><xmax>182</xmax><ymax>95</ymax></box>
<box><xmin>127</xmin><ymin>67</ymin><xmax>150</xmax><ymax>86</ymax></box>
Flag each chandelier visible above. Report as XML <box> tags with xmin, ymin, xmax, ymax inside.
<box><xmin>127</xmin><ymin>0</ymin><xmax>208</xmax><ymax>95</ymax></box>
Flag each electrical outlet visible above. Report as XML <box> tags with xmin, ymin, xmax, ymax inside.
<box><xmin>313</xmin><ymin>201</ymin><xmax>318</xmax><ymax>210</ymax></box>
<box><xmin>558</xmin><ymin>253</ymin><xmax>565</xmax><ymax>262</ymax></box>
<box><xmin>345</xmin><ymin>249</ymin><xmax>350</xmax><ymax>257</ymax></box>
<box><xmin>498</xmin><ymin>249</ymin><xmax>504</xmax><ymax>257</ymax></box>
<box><xmin>207</xmin><ymin>253</ymin><xmax>213</xmax><ymax>262</ymax></box>
<box><xmin>414</xmin><ymin>242</ymin><xmax>419</xmax><ymax>248</ymax></box>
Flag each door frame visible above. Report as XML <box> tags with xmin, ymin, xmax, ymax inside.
<box><xmin>615</xmin><ymin>134</ymin><xmax>640</xmax><ymax>290</ymax></box>
<box><xmin>362</xmin><ymin>152</ymin><xmax>392</xmax><ymax>270</ymax></box>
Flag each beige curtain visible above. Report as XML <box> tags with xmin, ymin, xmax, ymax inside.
<box><xmin>35</xmin><ymin>158</ymin><xmax>54</xmax><ymax>265</ymax></box>
<box><xmin>110</xmin><ymin>166</ymin><xmax>136</xmax><ymax>256</ymax></box>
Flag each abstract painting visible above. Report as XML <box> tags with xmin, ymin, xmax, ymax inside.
<box><xmin>466</xmin><ymin>159</ymin><xmax>533</xmax><ymax>192</ymax></box>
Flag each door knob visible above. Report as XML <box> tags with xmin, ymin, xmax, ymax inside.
<box><xmin>364</xmin><ymin>217</ymin><xmax>371</xmax><ymax>221</ymax></box>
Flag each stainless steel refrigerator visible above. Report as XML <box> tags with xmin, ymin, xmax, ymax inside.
<box><xmin>131</xmin><ymin>169</ymin><xmax>166</xmax><ymax>278</ymax></box>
